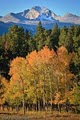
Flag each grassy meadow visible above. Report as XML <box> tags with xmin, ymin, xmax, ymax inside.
<box><xmin>0</xmin><ymin>111</ymin><xmax>80</xmax><ymax>120</ymax></box>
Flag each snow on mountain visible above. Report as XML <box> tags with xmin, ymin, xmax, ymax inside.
<box><xmin>0</xmin><ymin>6</ymin><xmax>80</xmax><ymax>24</ymax></box>
<box><xmin>17</xmin><ymin>6</ymin><xmax>58</xmax><ymax>22</ymax></box>
<box><xmin>0</xmin><ymin>6</ymin><xmax>59</xmax><ymax>24</ymax></box>
<box><xmin>57</xmin><ymin>13</ymin><xmax>80</xmax><ymax>24</ymax></box>
<box><xmin>25</xmin><ymin>8</ymin><xmax>40</xmax><ymax>19</ymax></box>
<box><xmin>17</xmin><ymin>9</ymin><xmax>29</xmax><ymax>17</ymax></box>
<box><xmin>0</xmin><ymin>13</ymin><xmax>19</xmax><ymax>23</ymax></box>
<box><xmin>0</xmin><ymin>6</ymin><xmax>79</xmax><ymax>35</ymax></box>
<box><xmin>0</xmin><ymin>13</ymin><xmax>27</xmax><ymax>23</ymax></box>
<box><xmin>17</xmin><ymin>6</ymin><xmax>80</xmax><ymax>24</ymax></box>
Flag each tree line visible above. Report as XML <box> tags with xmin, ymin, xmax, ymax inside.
<box><xmin>0</xmin><ymin>22</ymin><xmax>80</xmax><ymax>114</ymax></box>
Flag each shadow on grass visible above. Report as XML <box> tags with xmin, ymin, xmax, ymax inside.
<box><xmin>0</xmin><ymin>112</ymin><xmax>18</xmax><ymax>115</ymax></box>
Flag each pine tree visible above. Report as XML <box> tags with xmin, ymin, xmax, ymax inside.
<box><xmin>50</xmin><ymin>23</ymin><xmax>60</xmax><ymax>50</ymax></box>
<box><xmin>34</xmin><ymin>22</ymin><xmax>45</xmax><ymax>51</ymax></box>
<box><xmin>59</xmin><ymin>26</ymin><xmax>68</xmax><ymax>47</ymax></box>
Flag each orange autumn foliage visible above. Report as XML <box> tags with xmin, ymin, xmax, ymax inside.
<box><xmin>8</xmin><ymin>46</ymin><xmax>73</xmax><ymax>107</ymax></box>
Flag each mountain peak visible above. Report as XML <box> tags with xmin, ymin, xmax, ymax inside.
<box><xmin>0</xmin><ymin>6</ymin><xmax>80</xmax><ymax>35</ymax></box>
<box><xmin>0</xmin><ymin>12</ymin><xmax>27</xmax><ymax>23</ymax></box>
<box><xmin>21</xmin><ymin>6</ymin><xmax>57</xmax><ymax>21</ymax></box>
<box><xmin>31</xmin><ymin>6</ymin><xmax>49</xmax><ymax>11</ymax></box>
<box><xmin>64</xmin><ymin>13</ymin><xmax>79</xmax><ymax>17</ymax></box>
<box><xmin>0</xmin><ymin>6</ymin><xmax>80</xmax><ymax>24</ymax></box>
<box><xmin>32</xmin><ymin>6</ymin><xmax>42</xmax><ymax>11</ymax></box>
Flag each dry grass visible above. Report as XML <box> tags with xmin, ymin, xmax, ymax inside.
<box><xmin>0</xmin><ymin>111</ymin><xmax>80</xmax><ymax>120</ymax></box>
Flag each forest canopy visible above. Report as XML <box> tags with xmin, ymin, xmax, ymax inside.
<box><xmin>0</xmin><ymin>22</ymin><xmax>80</xmax><ymax>114</ymax></box>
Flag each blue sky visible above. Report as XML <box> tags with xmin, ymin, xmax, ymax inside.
<box><xmin>0</xmin><ymin>0</ymin><xmax>80</xmax><ymax>16</ymax></box>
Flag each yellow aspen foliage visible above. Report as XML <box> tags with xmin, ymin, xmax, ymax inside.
<box><xmin>0</xmin><ymin>76</ymin><xmax>8</xmax><ymax>105</ymax></box>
